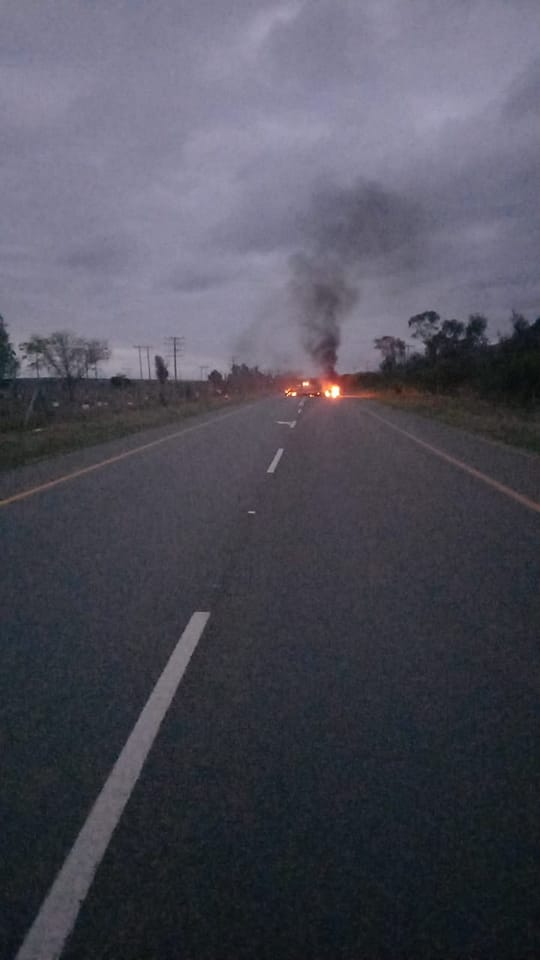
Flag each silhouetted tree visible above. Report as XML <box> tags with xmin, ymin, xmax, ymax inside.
<box><xmin>20</xmin><ymin>334</ymin><xmax>49</xmax><ymax>379</ymax></box>
<box><xmin>408</xmin><ymin>310</ymin><xmax>441</xmax><ymax>360</ymax></box>
<box><xmin>465</xmin><ymin>314</ymin><xmax>488</xmax><ymax>349</ymax></box>
<box><xmin>155</xmin><ymin>354</ymin><xmax>169</xmax><ymax>404</ymax></box>
<box><xmin>83</xmin><ymin>338</ymin><xmax>111</xmax><ymax>378</ymax></box>
<box><xmin>485</xmin><ymin>313</ymin><xmax>540</xmax><ymax>404</ymax></box>
<box><xmin>382</xmin><ymin>307</ymin><xmax>538</xmax><ymax>405</ymax></box>
<box><xmin>0</xmin><ymin>315</ymin><xmax>19</xmax><ymax>381</ymax></box>
<box><xmin>227</xmin><ymin>362</ymin><xmax>273</xmax><ymax>394</ymax></box>
<box><xmin>155</xmin><ymin>355</ymin><xmax>169</xmax><ymax>383</ymax></box>
<box><xmin>374</xmin><ymin>335</ymin><xmax>406</xmax><ymax>373</ymax></box>
<box><xmin>208</xmin><ymin>369</ymin><xmax>224</xmax><ymax>390</ymax></box>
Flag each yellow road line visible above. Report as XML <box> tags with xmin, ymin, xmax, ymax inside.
<box><xmin>0</xmin><ymin>406</ymin><xmax>249</xmax><ymax>508</ymax></box>
<box><xmin>364</xmin><ymin>408</ymin><xmax>540</xmax><ymax>515</ymax></box>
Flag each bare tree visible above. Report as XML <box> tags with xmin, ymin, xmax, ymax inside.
<box><xmin>83</xmin><ymin>338</ymin><xmax>111</xmax><ymax>378</ymax></box>
<box><xmin>38</xmin><ymin>331</ymin><xmax>87</xmax><ymax>400</ymax></box>
<box><xmin>20</xmin><ymin>335</ymin><xmax>49</xmax><ymax>379</ymax></box>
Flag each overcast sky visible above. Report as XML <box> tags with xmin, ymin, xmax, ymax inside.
<box><xmin>2</xmin><ymin>0</ymin><xmax>539</xmax><ymax>377</ymax></box>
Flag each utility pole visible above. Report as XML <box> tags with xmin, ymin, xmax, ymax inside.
<box><xmin>165</xmin><ymin>335</ymin><xmax>185</xmax><ymax>381</ymax></box>
<box><xmin>199</xmin><ymin>365</ymin><xmax>208</xmax><ymax>382</ymax></box>
<box><xmin>133</xmin><ymin>345</ymin><xmax>144</xmax><ymax>380</ymax></box>
<box><xmin>134</xmin><ymin>345</ymin><xmax>153</xmax><ymax>379</ymax></box>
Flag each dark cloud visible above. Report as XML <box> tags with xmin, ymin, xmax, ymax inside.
<box><xmin>169</xmin><ymin>267</ymin><xmax>231</xmax><ymax>294</ymax></box>
<box><xmin>213</xmin><ymin>190</ymin><xmax>306</xmax><ymax>255</ymax></box>
<box><xmin>1</xmin><ymin>0</ymin><xmax>539</xmax><ymax>375</ymax></box>
<box><xmin>502</xmin><ymin>60</ymin><xmax>540</xmax><ymax>122</ymax></box>
<box><xmin>302</xmin><ymin>179</ymin><xmax>425</xmax><ymax>267</ymax></box>
<box><xmin>63</xmin><ymin>236</ymin><xmax>136</xmax><ymax>275</ymax></box>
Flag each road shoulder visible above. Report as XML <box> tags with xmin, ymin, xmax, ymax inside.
<box><xmin>0</xmin><ymin>400</ymin><xmax>262</xmax><ymax>504</ymax></box>
<box><xmin>360</xmin><ymin>399</ymin><xmax>540</xmax><ymax>508</ymax></box>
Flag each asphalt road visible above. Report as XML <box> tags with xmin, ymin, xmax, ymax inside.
<box><xmin>2</xmin><ymin>396</ymin><xmax>539</xmax><ymax>959</ymax></box>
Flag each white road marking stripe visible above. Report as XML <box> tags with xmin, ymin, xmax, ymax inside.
<box><xmin>365</xmin><ymin>409</ymin><xmax>540</xmax><ymax>514</ymax></box>
<box><xmin>267</xmin><ymin>448</ymin><xmax>284</xmax><ymax>473</ymax></box>
<box><xmin>15</xmin><ymin>611</ymin><xmax>211</xmax><ymax>960</ymax></box>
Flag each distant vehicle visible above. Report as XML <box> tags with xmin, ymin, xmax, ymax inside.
<box><xmin>284</xmin><ymin>379</ymin><xmax>321</xmax><ymax>398</ymax></box>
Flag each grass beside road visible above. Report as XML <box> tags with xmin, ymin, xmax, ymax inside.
<box><xmin>374</xmin><ymin>390</ymin><xmax>540</xmax><ymax>454</ymax></box>
<box><xmin>0</xmin><ymin>397</ymin><xmax>250</xmax><ymax>472</ymax></box>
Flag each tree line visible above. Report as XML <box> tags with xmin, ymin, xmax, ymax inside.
<box><xmin>0</xmin><ymin>316</ymin><xmax>276</xmax><ymax>403</ymax></box>
<box><xmin>374</xmin><ymin>310</ymin><xmax>540</xmax><ymax>405</ymax></box>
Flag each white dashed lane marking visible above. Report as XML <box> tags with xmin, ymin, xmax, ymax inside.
<box><xmin>267</xmin><ymin>448</ymin><xmax>284</xmax><ymax>474</ymax></box>
<box><xmin>16</xmin><ymin>612</ymin><xmax>211</xmax><ymax>960</ymax></box>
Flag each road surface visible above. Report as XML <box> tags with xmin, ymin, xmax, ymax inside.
<box><xmin>2</xmin><ymin>396</ymin><xmax>539</xmax><ymax>959</ymax></box>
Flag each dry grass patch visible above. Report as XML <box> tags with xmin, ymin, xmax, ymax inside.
<box><xmin>375</xmin><ymin>390</ymin><xmax>540</xmax><ymax>454</ymax></box>
<box><xmin>0</xmin><ymin>398</ymin><xmax>243</xmax><ymax>471</ymax></box>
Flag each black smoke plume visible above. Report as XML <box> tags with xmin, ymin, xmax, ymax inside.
<box><xmin>290</xmin><ymin>178</ymin><xmax>423</xmax><ymax>374</ymax></box>
<box><xmin>290</xmin><ymin>253</ymin><xmax>358</xmax><ymax>378</ymax></box>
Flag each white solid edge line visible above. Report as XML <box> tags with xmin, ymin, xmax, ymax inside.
<box><xmin>267</xmin><ymin>447</ymin><xmax>284</xmax><ymax>473</ymax></box>
<box><xmin>364</xmin><ymin>409</ymin><xmax>540</xmax><ymax>514</ymax></box>
<box><xmin>16</xmin><ymin>611</ymin><xmax>211</xmax><ymax>960</ymax></box>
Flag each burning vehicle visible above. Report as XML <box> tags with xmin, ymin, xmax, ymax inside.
<box><xmin>284</xmin><ymin>378</ymin><xmax>341</xmax><ymax>398</ymax></box>
<box><xmin>323</xmin><ymin>383</ymin><xmax>341</xmax><ymax>398</ymax></box>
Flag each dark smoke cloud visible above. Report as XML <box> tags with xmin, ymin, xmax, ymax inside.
<box><xmin>307</xmin><ymin>179</ymin><xmax>424</xmax><ymax>263</ymax></box>
<box><xmin>290</xmin><ymin>179</ymin><xmax>424</xmax><ymax>374</ymax></box>
<box><xmin>290</xmin><ymin>253</ymin><xmax>358</xmax><ymax>377</ymax></box>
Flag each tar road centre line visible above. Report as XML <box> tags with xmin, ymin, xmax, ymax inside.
<box><xmin>267</xmin><ymin>448</ymin><xmax>284</xmax><ymax>474</ymax></box>
<box><xmin>365</xmin><ymin>408</ymin><xmax>540</xmax><ymax>515</ymax></box>
<box><xmin>0</xmin><ymin>404</ymin><xmax>255</xmax><ymax>509</ymax></box>
<box><xmin>15</xmin><ymin>611</ymin><xmax>211</xmax><ymax>960</ymax></box>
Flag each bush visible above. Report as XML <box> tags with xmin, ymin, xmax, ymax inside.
<box><xmin>110</xmin><ymin>374</ymin><xmax>131</xmax><ymax>388</ymax></box>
